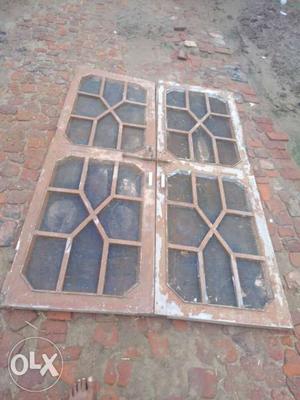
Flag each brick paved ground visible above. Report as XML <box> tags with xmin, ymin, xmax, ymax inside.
<box><xmin>1</xmin><ymin>1</ymin><xmax>300</xmax><ymax>399</ymax></box>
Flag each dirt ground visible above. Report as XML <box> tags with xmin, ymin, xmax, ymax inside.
<box><xmin>1</xmin><ymin>0</ymin><xmax>300</xmax><ymax>399</ymax></box>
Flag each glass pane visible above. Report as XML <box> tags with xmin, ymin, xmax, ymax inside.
<box><xmin>63</xmin><ymin>222</ymin><xmax>103</xmax><ymax>293</ymax></box>
<box><xmin>166</xmin><ymin>90</ymin><xmax>185</xmax><ymax>108</ymax></box>
<box><xmin>189</xmin><ymin>91</ymin><xmax>207</xmax><ymax>118</ymax></box>
<box><xmin>103</xmin><ymin>79</ymin><xmax>124</xmax><ymax>106</ymax></box>
<box><xmin>196</xmin><ymin>176</ymin><xmax>222</xmax><ymax>222</ymax></box>
<box><xmin>127</xmin><ymin>84</ymin><xmax>146</xmax><ymax>103</ymax></box>
<box><xmin>93</xmin><ymin>114</ymin><xmax>119</xmax><ymax>149</ymax></box>
<box><xmin>121</xmin><ymin>126</ymin><xmax>144</xmax><ymax>152</ymax></box>
<box><xmin>204</xmin><ymin>115</ymin><xmax>232</xmax><ymax>138</ymax></box>
<box><xmin>67</xmin><ymin>118</ymin><xmax>92</xmax><ymax>145</ymax></box>
<box><xmin>204</xmin><ymin>236</ymin><xmax>236</xmax><ymax>306</ymax></box>
<box><xmin>167</xmin><ymin>132</ymin><xmax>189</xmax><ymax>159</ymax></box>
<box><xmin>223</xmin><ymin>179</ymin><xmax>250</xmax><ymax>211</ymax></box>
<box><xmin>237</xmin><ymin>259</ymin><xmax>268</xmax><ymax>309</ymax></box>
<box><xmin>52</xmin><ymin>157</ymin><xmax>83</xmax><ymax>189</ymax></box>
<box><xmin>192</xmin><ymin>128</ymin><xmax>215</xmax><ymax>163</ymax></box>
<box><xmin>209</xmin><ymin>96</ymin><xmax>228</xmax><ymax>115</ymax></box>
<box><xmin>99</xmin><ymin>199</ymin><xmax>141</xmax><ymax>241</ymax></box>
<box><xmin>104</xmin><ymin>244</ymin><xmax>139</xmax><ymax>295</ymax></box>
<box><xmin>218</xmin><ymin>215</ymin><xmax>258</xmax><ymax>254</ymax></box>
<box><xmin>84</xmin><ymin>161</ymin><xmax>113</xmax><ymax>209</ymax></box>
<box><xmin>168</xmin><ymin>249</ymin><xmax>201</xmax><ymax>302</ymax></box>
<box><xmin>168</xmin><ymin>173</ymin><xmax>193</xmax><ymax>203</ymax></box>
<box><xmin>217</xmin><ymin>140</ymin><xmax>239</xmax><ymax>165</ymax></box>
<box><xmin>73</xmin><ymin>95</ymin><xmax>106</xmax><ymax>118</ymax></box>
<box><xmin>115</xmin><ymin>103</ymin><xmax>145</xmax><ymax>125</ymax></box>
<box><xmin>40</xmin><ymin>193</ymin><xmax>88</xmax><ymax>233</ymax></box>
<box><xmin>168</xmin><ymin>206</ymin><xmax>208</xmax><ymax>247</ymax></box>
<box><xmin>25</xmin><ymin>236</ymin><xmax>65</xmax><ymax>290</ymax></box>
<box><xmin>117</xmin><ymin>164</ymin><xmax>142</xmax><ymax>197</ymax></box>
<box><xmin>167</xmin><ymin>109</ymin><xmax>196</xmax><ymax>131</ymax></box>
<box><xmin>79</xmin><ymin>76</ymin><xmax>101</xmax><ymax>94</ymax></box>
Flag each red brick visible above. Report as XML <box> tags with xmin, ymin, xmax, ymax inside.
<box><xmin>117</xmin><ymin>360</ymin><xmax>132</xmax><ymax>387</ymax></box>
<box><xmin>172</xmin><ymin>320</ymin><xmax>189</xmax><ymax>332</ymax></box>
<box><xmin>93</xmin><ymin>323</ymin><xmax>119</xmax><ymax>348</ymax></box>
<box><xmin>62</xmin><ymin>346</ymin><xmax>82</xmax><ymax>361</ymax></box>
<box><xmin>265</xmin><ymin>336</ymin><xmax>284</xmax><ymax>362</ymax></box>
<box><xmin>280</xmin><ymin>168</ymin><xmax>300</xmax><ymax>181</ymax></box>
<box><xmin>24</xmin><ymin>149</ymin><xmax>45</xmax><ymax>170</ymax></box>
<box><xmin>59</xmin><ymin>361</ymin><xmax>77</xmax><ymax>385</ymax></box>
<box><xmin>281</xmin><ymin>335</ymin><xmax>294</xmax><ymax>347</ymax></box>
<box><xmin>39</xmin><ymin>320</ymin><xmax>68</xmax><ymax>344</ymax></box>
<box><xmin>287</xmin><ymin>376</ymin><xmax>300</xmax><ymax>399</ymax></box>
<box><xmin>3</xmin><ymin>309</ymin><xmax>37</xmax><ymax>331</ymax></box>
<box><xmin>21</xmin><ymin>168</ymin><xmax>40</xmax><ymax>182</ymax></box>
<box><xmin>104</xmin><ymin>359</ymin><xmax>117</xmax><ymax>385</ymax></box>
<box><xmin>247</xmin><ymin>137</ymin><xmax>263</xmax><ymax>148</ymax></box>
<box><xmin>278</xmin><ymin>226</ymin><xmax>296</xmax><ymax>238</ymax></box>
<box><xmin>0</xmin><ymin>161</ymin><xmax>20</xmax><ymax>177</ymax></box>
<box><xmin>188</xmin><ymin>367</ymin><xmax>217</xmax><ymax>399</ymax></box>
<box><xmin>147</xmin><ymin>331</ymin><xmax>169</xmax><ymax>358</ymax></box>
<box><xmin>214</xmin><ymin>338</ymin><xmax>238</xmax><ymax>364</ymax></box>
<box><xmin>240</xmin><ymin>355</ymin><xmax>266</xmax><ymax>381</ymax></box>
<box><xmin>47</xmin><ymin>311</ymin><xmax>72</xmax><ymax>321</ymax></box>
<box><xmin>258</xmin><ymin>183</ymin><xmax>271</xmax><ymax>202</ymax></box>
<box><xmin>16</xmin><ymin>110</ymin><xmax>35</xmax><ymax>121</ymax></box>
<box><xmin>123</xmin><ymin>346</ymin><xmax>142</xmax><ymax>359</ymax></box>
<box><xmin>0</xmin><ymin>104</ymin><xmax>17</xmax><ymax>115</ymax></box>
<box><xmin>284</xmin><ymin>349</ymin><xmax>300</xmax><ymax>377</ymax></box>
<box><xmin>283</xmin><ymin>239</ymin><xmax>300</xmax><ymax>252</ymax></box>
<box><xmin>267</xmin><ymin>197</ymin><xmax>285</xmax><ymax>213</ymax></box>
<box><xmin>265</xmin><ymin>130</ymin><xmax>289</xmax><ymax>141</ymax></box>
<box><xmin>290</xmin><ymin>253</ymin><xmax>300</xmax><ymax>268</ymax></box>
<box><xmin>6</xmin><ymin>189</ymin><xmax>31</xmax><ymax>204</ymax></box>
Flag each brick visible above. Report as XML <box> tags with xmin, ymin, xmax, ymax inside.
<box><xmin>280</xmin><ymin>168</ymin><xmax>300</xmax><ymax>181</ymax></box>
<box><xmin>147</xmin><ymin>331</ymin><xmax>169</xmax><ymax>358</ymax></box>
<box><xmin>0</xmin><ymin>220</ymin><xmax>17</xmax><ymax>246</ymax></box>
<box><xmin>117</xmin><ymin>360</ymin><xmax>132</xmax><ymax>387</ymax></box>
<box><xmin>0</xmin><ymin>161</ymin><xmax>20</xmax><ymax>177</ymax></box>
<box><xmin>284</xmin><ymin>349</ymin><xmax>300</xmax><ymax>377</ymax></box>
<box><xmin>24</xmin><ymin>149</ymin><xmax>45</xmax><ymax>170</ymax></box>
<box><xmin>6</xmin><ymin>189</ymin><xmax>31</xmax><ymax>204</ymax></box>
<box><xmin>265</xmin><ymin>337</ymin><xmax>284</xmax><ymax>362</ymax></box>
<box><xmin>104</xmin><ymin>359</ymin><xmax>117</xmax><ymax>385</ymax></box>
<box><xmin>281</xmin><ymin>335</ymin><xmax>294</xmax><ymax>347</ymax></box>
<box><xmin>0</xmin><ymin>104</ymin><xmax>17</xmax><ymax>114</ymax></box>
<box><xmin>278</xmin><ymin>226</ymin><xmax>295</xmax><ymax>238</ymax></box>
<box><xmin>3</xmin><ymin>309</ymin><xmax>37</xmax><ymax>331</ymax></box>
<box><xmin>39</xmin><ymin>320</ymin><xmax>68</xmax><ymax>343</ymax></box>
<box><xmin>16</xmin><ymin>110</ymin><xmax>35</xmax><ymax>121</ymax></box>
<box><xmin>258</xmin><ymin>183</ymin><xmax>271</xmax><ymax>202</ymax></box>
<box><xmin>265</xmin><ymin>130</ymin><xmax>289</xmax><ymax>141</ymax></box>
<box><xmin>188</xmin><ymin>367</ymin><xmax>217</xmax><ymax>399</ymax></box>
<box><xmin>247</xmin><ymin>137</ymin><xmax>263</xmax><ymax>148</ymax></box>
<box><xmin>93</xmin><ymin>323</ymin><xmax>119</xmax><ymax>348</ymax></box>
<box><xmin>123</xmin><ymin>346</ymin><xmax>142</xmax><ymax>359</ymax></box>
<box><xmin>47</xmin><ymin>311</ymin><xmax>72</xmax><ymax>321</ymax></box>
<box><xmin>62</xmin><ymin>346</ymin><xmax>81</xmax><ymax>361</ymax></box>
<box><xmin>290</xmin><ymin>253</ymin><xmax>300</xmax><ymax>268</ymax></box>
<box><xmin>172</xmin><ymin>320</ymin><xmax>189</xmax><ymax>332</ymax></box>
<box><xmin>21</xmin><ymin>168</ymin><xmax>40</xmax><ymax>182</ymax></box>
<box><xmin>267</xmin><ymin>197</ymin><xmax>285</xmax><ymax>213</ymax></box>
<box><xmin>59</xmin><ymin>361</ymin><xmax>77</xmax><ymax>385</ymax></box>
<box><xmin>283</xmin><ymin>239</ymin><xmax>300</xmax><ymax>252</ymax></box>
<box><xmin>240</xmin><ymin>355</ymin><xmax>265</xmax><ymax>381</ymax></box>
<box><xmin>214</xmin><ymin>338</ymin><xmax>238</xmax><ymax>363</ymax></box>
